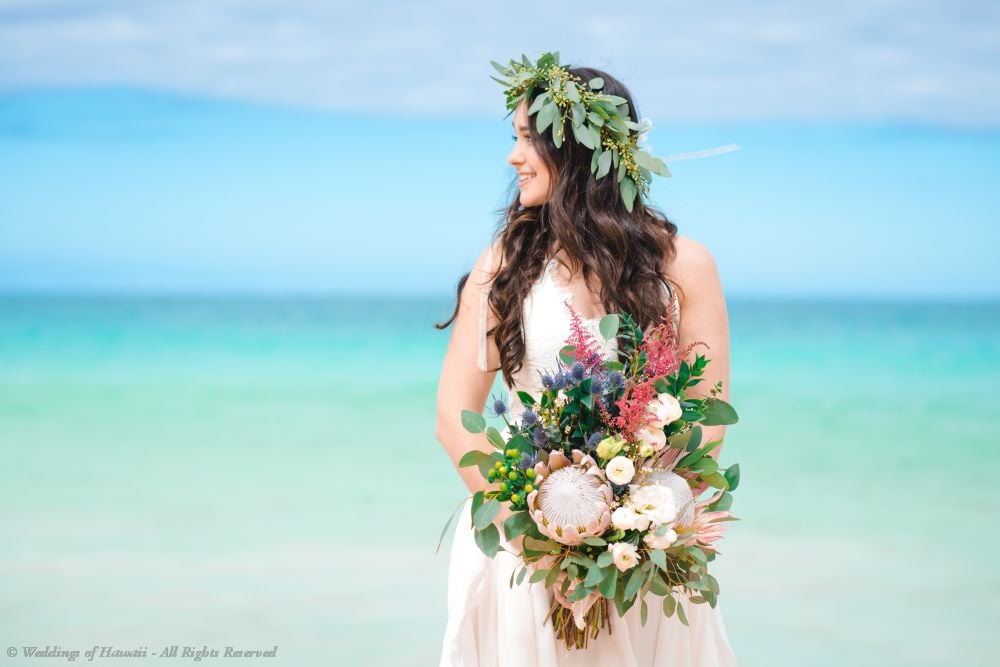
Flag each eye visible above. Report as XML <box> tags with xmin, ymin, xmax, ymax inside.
<box><xmin>510</xmin><ymin>134</ymin><xmax>517</xmax><ymax>141</ymax></box>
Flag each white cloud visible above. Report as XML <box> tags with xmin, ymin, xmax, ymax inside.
<box><xmin>0</xmin><ymin>0</ymin><xmax>997</xmax><ymax>126</ymax></box>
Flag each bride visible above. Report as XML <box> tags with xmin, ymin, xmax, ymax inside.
<box><xmin>434</xmin><ymin>56</ymin><xmax>739</xmax><ymax>666</ymax></box>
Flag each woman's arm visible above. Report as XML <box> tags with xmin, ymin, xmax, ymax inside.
<box><xmin>435</xmin><ymin>243</ymin><xmax>503</xmax><ymax>496</ymax></box>
<box><xmin>436</xmin><ymin>243</ymin><xmax>527</xmax><ymax>552</ymax></box>
<box><xmin>670</xmin><ymin>235</ymin><xmax>732</xmax><ymax>462</ymax></box>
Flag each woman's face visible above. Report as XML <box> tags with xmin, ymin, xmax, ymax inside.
<box><xmin>507</xmin><ymin>99</ymin><xmax>553</xmax><ymax>207</ymax></box>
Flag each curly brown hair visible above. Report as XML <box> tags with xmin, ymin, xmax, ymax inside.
<box><xmin>435</xmin><ymin>65</ymin><xmax>684</xmax><ymax>389</ymax></box>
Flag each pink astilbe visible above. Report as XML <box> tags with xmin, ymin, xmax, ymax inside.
<box><xmin>563</xmin><ymin>301</ymin><xmax>604</xmax><ymax>372</ymax></box>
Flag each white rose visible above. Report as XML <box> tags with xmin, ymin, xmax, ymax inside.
<box><xmin>643</xmin><ymin>526</ymin><xmax>678</xmax><ymax>550</ymax></box>
<box><xmin>636</xmin><ymin>425</ymin><xmax>667</xmax><ymax>452</ymax></box>
<box><xmin>630</xmin><ymin>485</ymin><xmax>677</xmax><ymax>525</ymax></box>
<box><xmin>611</xmin><ymin>504</ymin><xmax>651</xmax><ymax>531</ymax></box>
<box><xmin>605</xmin><ymin>455</ymin><xmax>635</xmax><ymax>485</ymax></box>
<box><xmin>608</xmin><ymin>541</ymin><xmax>641</xmax><ymax>572</ymax></box>
<box><xmin>646</xmin><ymin>393</ymin><xmax>682</xmax><ymax>428</ymax></box>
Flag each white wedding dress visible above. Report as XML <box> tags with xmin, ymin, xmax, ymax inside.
<box><xmin>439</xmin><ymin>248</ymin><xmax>739</xmax><ymax>666</ymax></box>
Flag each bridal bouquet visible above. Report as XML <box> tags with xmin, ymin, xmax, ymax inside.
<box><xmin>439</xmin><ymin>303</ymin><xmax>740</xmax><ymax>650</ymax></box>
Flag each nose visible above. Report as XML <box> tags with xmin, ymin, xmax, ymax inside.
<box><xmin>507</xmin><ymin>144</ymin><xmax>523</xmax><ymax>168</ymax></box>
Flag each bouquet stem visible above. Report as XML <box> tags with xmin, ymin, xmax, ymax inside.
<box><xmin>546</xmin><ymin>595</ymin><xmax>612</xmax><ymax>650</ymax></box>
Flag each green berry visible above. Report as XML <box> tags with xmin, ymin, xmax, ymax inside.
<box><xmin>499</xmin><ymin>466</ymin><xmax>508</xmax><ymax>475</ymax></box>
<box><xmin>494</xmin><ymin>461</ymin><xmax>503</xmax><ymax>469</ymax></box>
<box><xmin>526</xmin><ymin>469</ymin><xmax>536</xmax><ymax>479</ymax></box>
<box><xmin>506</xmin><ymin>448</ymin><xmax>518</xmax><ymax>457</ymax></box>
<box><xmin>508</xmin><ymin>471</ymin><xmax>518</xmax><ymax>481</ymax></box>
<box><xmin>511</xmin><ymin>493</ymin><xmax>520</xmax><ymax>504</ymax></box>
<box><xmin>524</xmin><ymin>484</ymin><xmax>534</xmax><ymax>493</ymax></box>
<box><xmin>500</xmin><ymin>482</ymin><xmax>508</xmax><ymax>492</ymax></box>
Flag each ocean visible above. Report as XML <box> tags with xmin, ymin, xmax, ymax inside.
<box><xmin>1</xmin><ymin>295</ymin><xmax>998</xmax><ymax>666</ymax></box>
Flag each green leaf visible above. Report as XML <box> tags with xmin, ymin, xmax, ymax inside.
<box><xmin>641</xmin><ymin>598</ymin><xmax>649</xmax><ymax>626</ymax></box>
<box><xmin>596</xmin><ymin>150</ymin><xmax>613</xmax><ymax>179</ymax></box>
<box><xmin>588</xmin><ymin>77</ymin><xmax>604</xmax><ymax>90</ymax></box>
<box><xmin>485</xmin><ymin>426</ymin><xmax>506</xmax><ymax>450</ymax></box>
<box><xmin>582</xmin><ymin>536</ymin><xmax>607</xmax><ymax>547</ymax></box>
<box><xmin>566</xmin><ymin>82</ymin><xmax>580</xmax><ymax>103</ymax></box>
<box><xmin>662</xmin><ymin>594</ymin><xmax>677</xmax><ymax>617</ymax></box>
<box><xmin>648</xmin><ymin>548</ymin><xmax>667</xmax><ymax>571</ymax></box>
<box><xmin>473</xmin><ymin>499</ymin><xmax>501</xmax><ymax>530</ymax></box>
<box><xmin>516</xmin><ymin>566</ymin><xmax>528</xmax><ymax>586</ymax></box>
<box><xmin>701</xmin><ymin>398</ymin><xmax>739</xmax><ymax>426</ymax></box>
<box><xmin>545</xmin><ymin>563</ymin><xmax>561</xmax><ymax>588</ymax></box>
<box><xmin>537</xmin><ymin>101</ymin><xmax>558</xmax><ymax>134</ymax></box>
<box><xmin>723</xmin><ymin>464</ymin><xmax>740</xmax><ymax>492</ymax></box>
<box><xmin>620</xmin><ymin>177</ymin><xmax>638</xmax><ymax>212</ymax></box>
<box><xmin>461</xmin><ymin>410</ymin><xmax>486</xmax><ymax>433</ymax></box>
<box><xmin>436</xmin><ymin>496</ymin><xmax>471</xmax><ymax>555</ymax></box>
<box><xmin>516</xmin><ymin>390</ymin><xmax>536</xmax><ymax>407</ymax></box>
<box><xmin>527</xmin><ymin>91</ymin><xmax>549</xmax><ymax>116</ymax></box>
<box><xmin>471</xmin><ymin>491</ymin><xmax>484</xmax><ymax>526</ymax></box>
<box><xmin>571</xmin><ymin>119</ymin><xmax>595</xmax><ymax>149</ymax></box>
<box><xmin>597</xmin><ymin>551</ymin><xmax>614</xmax><ymax>568</ymax></box>
<box><xmin>598</xmin><ymin>313</ymin><xmax>620</xmax><ymax>341</ymax></box>
<box><xmin>624</xmin><ymin>566</ymin><xmax>645</xmax><ymax>599</ymax></box>
<box><xmin>503</xmin><ymin>511</ymin><xmax>535</xmax><ymax>541</ymax></box>
<box><xmin>585</xmin><ymin>564</ymin><xmax>606</xmax><ymax>587</ymax></box>
<box><xmin>529</xmin><ymin>567</ymin><xmax>549</xmax><ymax>583</ymax></box>
<box><xmin>701</xmin><ymin>471</ymin><xmax>729</xmax><ymax>490</ymax></box>
<box><xmin>599</xmin><ymin>566</ymin><xmax>619</xmax><ymax>598</ymax></box>
<box><xmin>474</xmin><ymin>523</ymin><xmax>500</xmax><ymax>557</ymax></box>
<box><xmin>458</xmin><ymin>449</ymin><xmax>489</xmax><ymax>468</ymax></box>
<box><xmin>676</xmin><ymin>599</ymin><xmax>689</xmax><ymax>626</ymax></box>
<box><xmin>489</xmin><ymin>60</ymin><xmax>510</xmax><ymax>76</ymax></box>
<box><xmin>708</xmin><ymin>491</ymin><xmax>733</xmax><ymax>512</ymax></box>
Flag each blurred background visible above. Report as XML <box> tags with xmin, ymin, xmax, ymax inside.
<box><xmin>1</xmin><ymin>1</ymin><xmax>998</xmax><ymax>666</ymax></box>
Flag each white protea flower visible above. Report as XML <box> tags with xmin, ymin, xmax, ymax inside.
<box><xmin>527</xmin><ymin>449</ymin><xmax>614</xmax><ymax>546</ymax></box>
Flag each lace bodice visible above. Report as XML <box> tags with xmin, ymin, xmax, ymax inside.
<box><xmin>476</xmin><ymin>245</ymin><xmax>680</xmax><ymax>419</ymax></box>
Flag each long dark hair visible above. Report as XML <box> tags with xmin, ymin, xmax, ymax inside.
<box><xmin>435</xmin><ymin>66</ymin><xmax>684</xmax><ymax>389</ymax></box>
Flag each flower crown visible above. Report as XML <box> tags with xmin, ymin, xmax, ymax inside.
<box><xmin>491</xmin><ymin>50</ymin><xmax>671</xmax><ymax>213</ymax></box>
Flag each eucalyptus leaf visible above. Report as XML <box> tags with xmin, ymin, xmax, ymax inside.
<box><xmin>702</xmin><ymin>398</ymin><xmax>739</xmax><ymax>426</ymax></box>
<box><xmin>461</xmin><ymin>410</ymin><xmax>486</xmax><ymax>434</ymax></box>
<box><xmin>474</xmin><ymin>523</ymin><xmax>500</xmax><ymax>557</ymax></box>
<box><xmin>473</xmin><ymin>499</ymin><xmax>501</xmax><ymax>530</ymax></box>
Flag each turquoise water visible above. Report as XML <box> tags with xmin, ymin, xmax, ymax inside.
<box><xmin>1</xmin><ymin>295</ymin><xmax>998</xmax><ymax>666</ymax></box>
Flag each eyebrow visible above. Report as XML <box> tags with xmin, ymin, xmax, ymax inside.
<box><xmin>512</xmin><ymin>121</ymin><xmax>529</xmax><ymax>131</ymax></box>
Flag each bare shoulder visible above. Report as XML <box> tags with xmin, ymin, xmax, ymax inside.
<box><xmin>473</xmin><ymin>239</ymin><xmax>504</xmax><ymax>278</ymax></box>
<box><xmin>666</xmin><ymin>234</ymin><xmax>722</xmax><ymax>310</ymax></box>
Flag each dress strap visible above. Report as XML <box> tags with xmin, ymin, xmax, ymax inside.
<box><xmin>476</xmin><ymin>244</ymin><xmax>494</xmax><ymax>372</ymax></box>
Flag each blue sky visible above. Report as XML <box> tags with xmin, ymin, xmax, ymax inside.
<box><xmin>0</xmin><ymin>1</ymin><xmax>998</xmax><ymax>297</ymax></box>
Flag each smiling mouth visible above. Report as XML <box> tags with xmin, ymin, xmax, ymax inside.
<box><xmin>519</xmin><ymin>175</ymin><xmax>536</xmax><ymax>185</ymax></box>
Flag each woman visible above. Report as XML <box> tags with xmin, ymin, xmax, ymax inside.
<box><xmin>434</xmin><ymin>60</ymin><xmax>739</xmax><ymax>666</ymax></box>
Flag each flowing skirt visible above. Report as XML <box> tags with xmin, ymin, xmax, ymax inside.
<box><xmin>439</xmin><ymin>497</ymin><xmax>740</xmax><ymax>666</ymax></box>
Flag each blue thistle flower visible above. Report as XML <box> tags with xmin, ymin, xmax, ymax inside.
<box><xmin>607</xmin><ymin>371</ymin><xmax>624</xmax><ymax>391</ymax></box>
<box><xmin>492</xmin><ymin>398</ymin><xmax>508</xmax><ymax>416</ymax></box>
<box><xmin>521</xmin><ymin>409</ymin><xmax>539</xmax><ymax>427</ymax></box>
<box><xmin>531</xmin><ymin>425</ymin><xmax>548</xmax><ymax>448</ymax></box>
<box><xmin>541</xmin><ymin>373</ymin><xmax>555</xmax><ymax>390</ymax></box>
<box><xmin>519</xmin><ymin>451</ymin><xmax>539</xmax><ymax>469</ymax></box>
<box><xmin>591</xmin><ymin>377</ymin><xmax>606</xmax><ymax>394</ymax></box>
<box><xmin>586</xmin><ymin>431</ymin><xmax>605</xmax><ymax>447</ymax></box>
<box><xmin>570</xmin><ymin>361</ymin><xmax>586</xmax><ymax>381</ymax></box>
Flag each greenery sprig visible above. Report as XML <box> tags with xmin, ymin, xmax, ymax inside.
<box><xmin>491</xmin><ymin>51</ymin><xmax>672</xmax><ymax>212</ymax></box>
